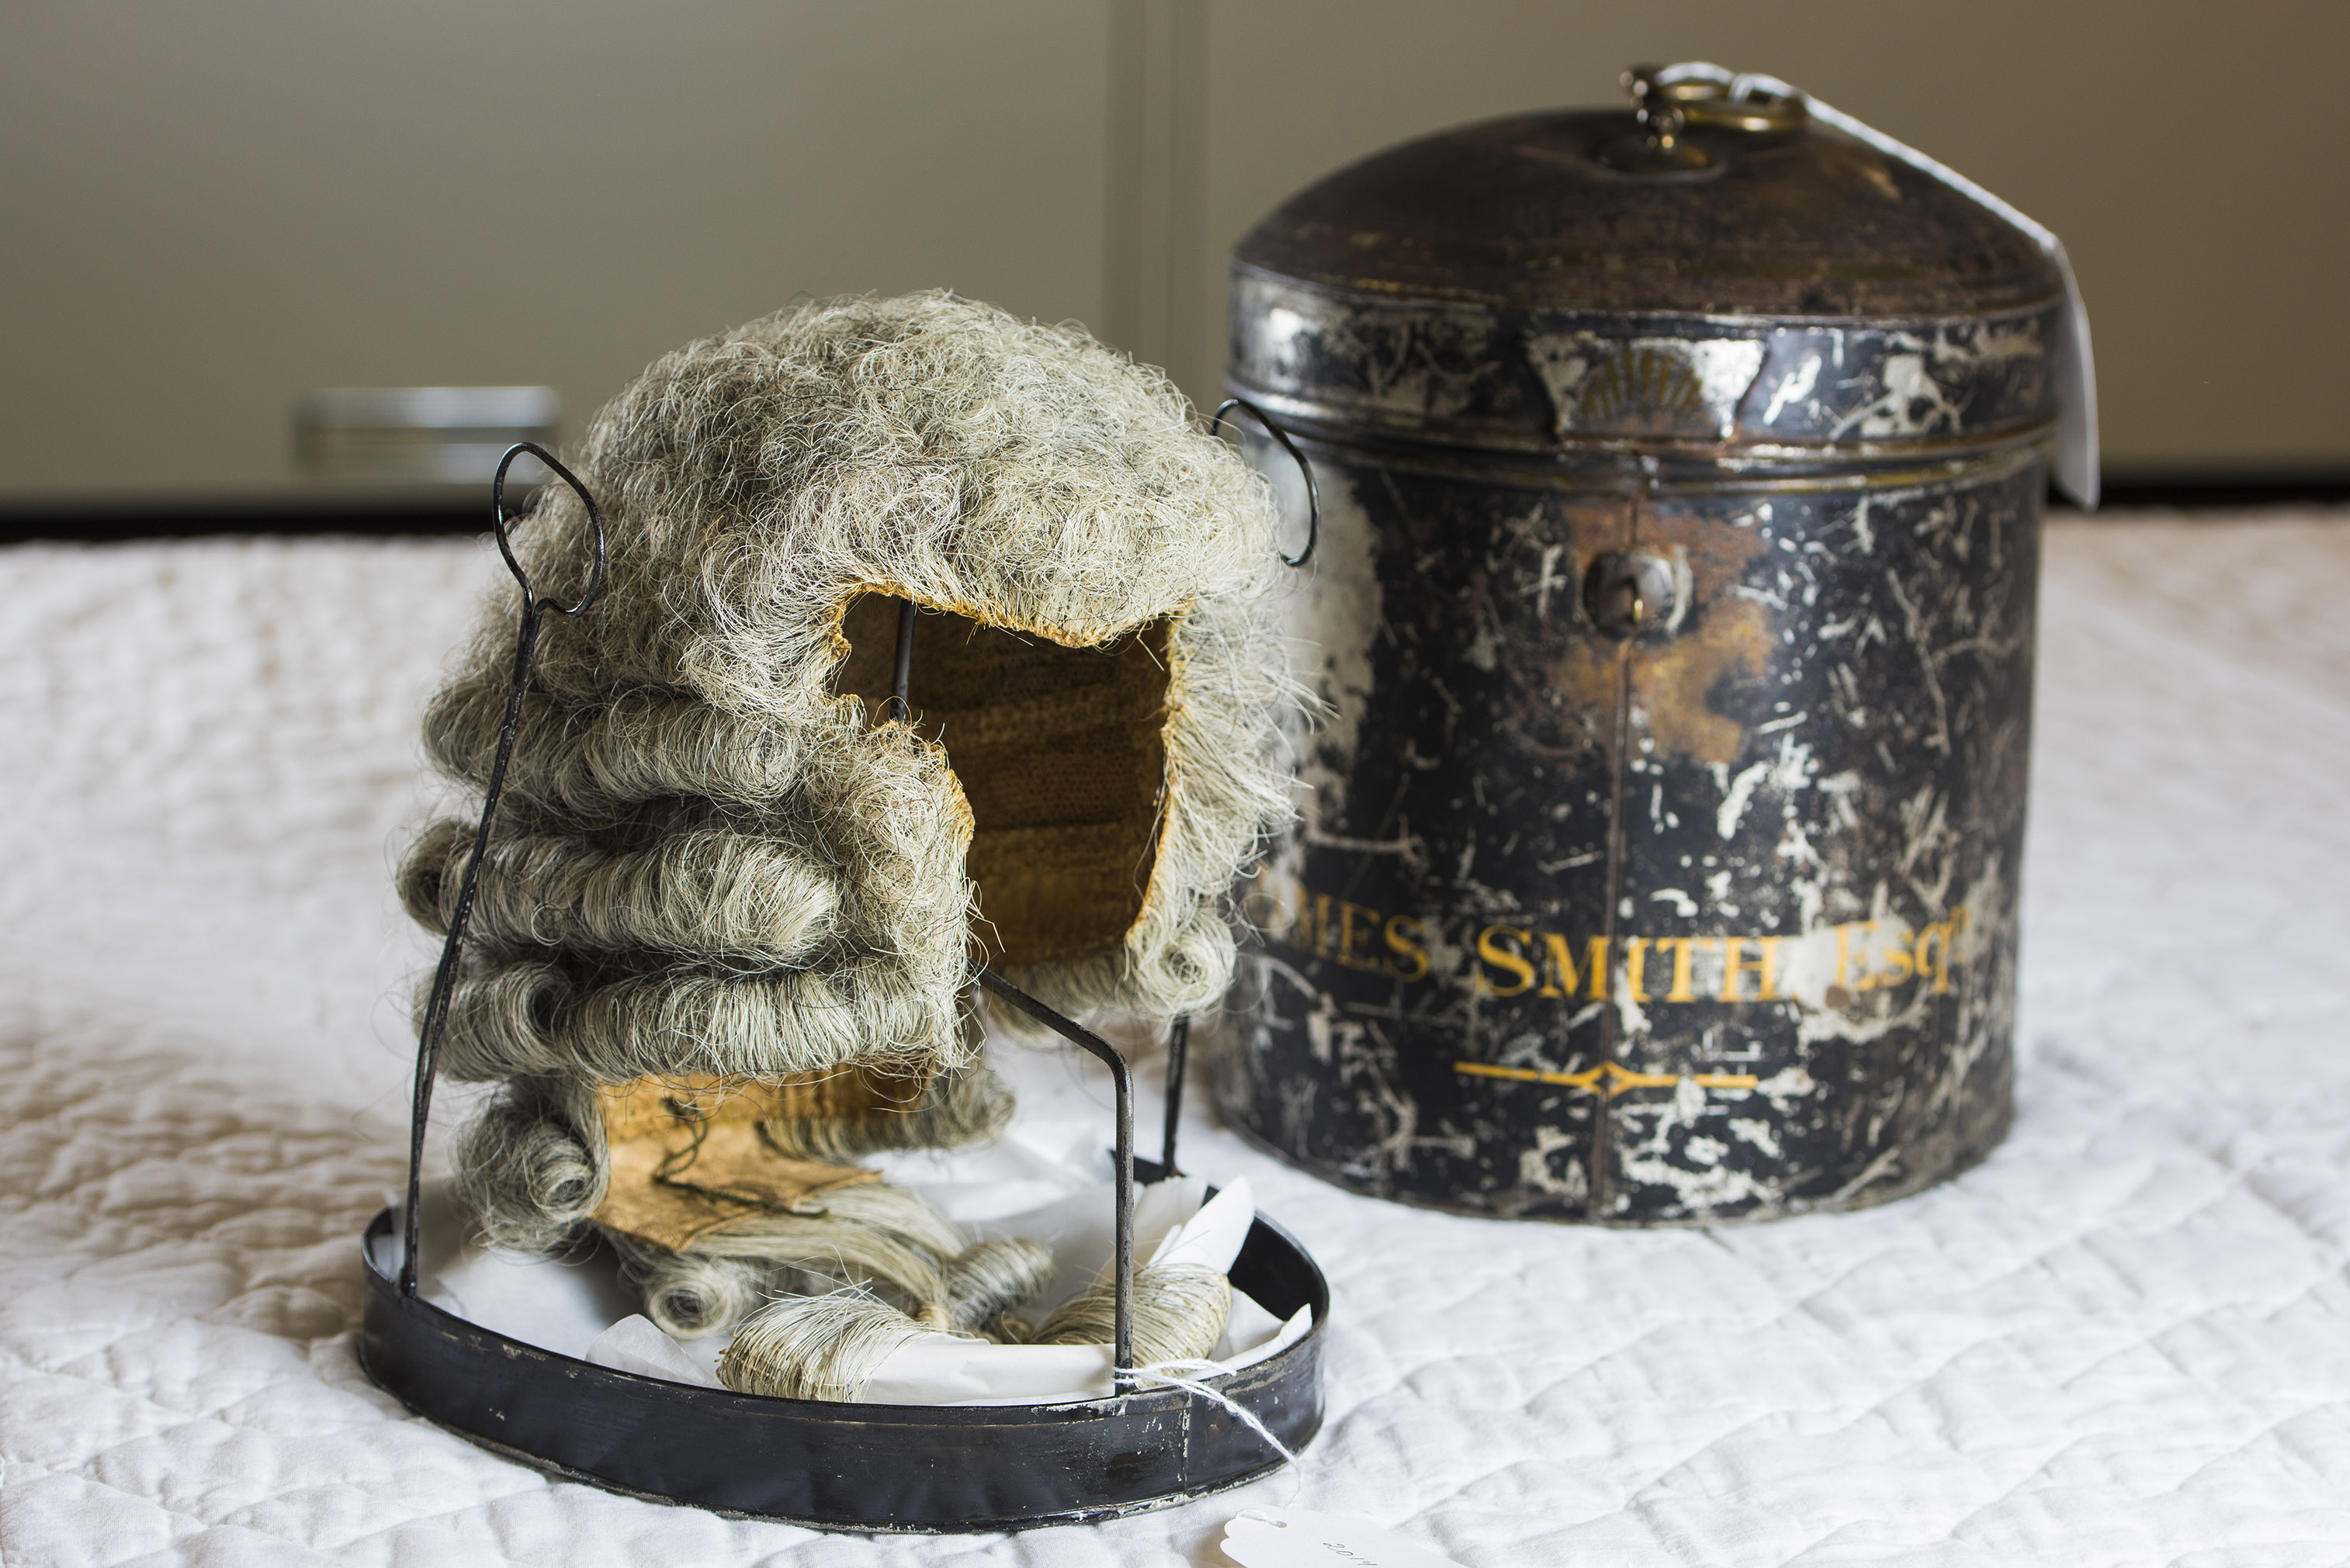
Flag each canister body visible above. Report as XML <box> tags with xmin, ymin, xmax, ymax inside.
<box><xmin>1214</xmin><ymin>289</ymin><xmax>2054</xmax><ymax>1222</ymax></box>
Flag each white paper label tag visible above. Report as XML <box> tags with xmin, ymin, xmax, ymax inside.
<box><xmin>1221</xmin><ymin>1507</ymin><xmax>1468</xmax><ymax>1568</ymax></box>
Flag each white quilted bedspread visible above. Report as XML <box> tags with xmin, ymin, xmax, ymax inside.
<box><xmin>4</xmin><ymin>516</ymin><xmax>2348</xmax><ymax>1566</ymax></box>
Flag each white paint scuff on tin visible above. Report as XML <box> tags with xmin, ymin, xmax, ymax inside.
<box><xmin>1526</xmin><ymin>334</ymin><xmax>1766</xmax><ymax>440</ymax></box>
<box><xmin>1760</xmin><ymin>352</ymin><xmax>1821</xmax><ymax>424</ymax></box>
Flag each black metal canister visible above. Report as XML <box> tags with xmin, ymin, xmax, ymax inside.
<box><xmin>1211</xmin><ymin>67</ymin><xmax>2082</xmax><ymax>1224</ymax></box>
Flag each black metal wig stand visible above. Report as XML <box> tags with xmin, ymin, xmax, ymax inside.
<box><xmin>361</xmin><ymin>428</ymin><xmax>1325</xmax><ymax>1532</ymax></box>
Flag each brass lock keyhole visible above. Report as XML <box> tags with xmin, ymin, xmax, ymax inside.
<box><xmin>1584</xmin><ymin>550</ymin><xmax>1677</xmax><ymax>638</ymax></box>
<box><xmin>1613</xmin><ymin>580</ymin><xmax>1646</xmax><ymax>627</ymax></box>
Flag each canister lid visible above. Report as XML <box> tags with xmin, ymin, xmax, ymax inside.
<box><xmin>1229</xmin><ymin>72</ymin><xmax>2076</xmax><ymax>462</ymax></box>
<box><xmin>1232</xmin><ymin>82</ymin><xmax>2062</xmax><ymax>320</ymax></box>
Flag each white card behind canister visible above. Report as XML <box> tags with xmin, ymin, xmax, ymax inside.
<box><xmin>1222</xmin><ymin>1507</ymin><xmax>1467</xmax><ymax>1568</ymax></box>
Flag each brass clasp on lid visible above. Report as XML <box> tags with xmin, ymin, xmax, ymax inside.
<box><xmin>1599</xmin><ymin>62</ymin><xmax>1808</xmax><ymax>175</ymax></box>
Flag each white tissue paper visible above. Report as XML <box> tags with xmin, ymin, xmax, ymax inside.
<box><xmin>374</xmin><ymin>1120</ymin><xmax>1312</xmax><ymax>1405</ymax></box>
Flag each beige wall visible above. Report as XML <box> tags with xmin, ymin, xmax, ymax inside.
<box><xmin>0</xmin><ymin>1</ymin><xmax>1114</xmax><ymax>496</ymax></box>
<box><xmin>5</xmin><ymin>0</ymin><xmax>2342</xmax><ymax>497</ymax></box>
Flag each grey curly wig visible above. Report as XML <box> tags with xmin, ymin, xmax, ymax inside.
<box><xmin>404</xmin><ymin>294</ymin><xmax>1295</xmax><ymax>1334</ymax></box>
<box><xmin>404</xmin><ymin>290</ymin><xmax>1295</xmax><ymax>1088</ymax></box>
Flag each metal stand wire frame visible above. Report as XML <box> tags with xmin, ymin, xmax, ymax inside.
<box><xmin>402</xmin><ymin>441</ymin><xmax>605</xmax><ymax>1296</ymax></box>
<box><xmin>1210</xmin><ymin>397</ymin><xmax>1320</xmax><ymax>568</ymax></box>
<box><xmin>355</xmin><ymin>439</ymin><xmax>1334</xmax><ymax>1532</ymax></box>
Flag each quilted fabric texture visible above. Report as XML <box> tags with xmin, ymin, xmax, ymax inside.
<box><xmin>3</xmin><ymin>517</ymin><xmax>2348</xmax><ymax>1566</ymax></box>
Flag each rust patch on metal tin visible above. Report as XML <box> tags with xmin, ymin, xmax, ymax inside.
<box><xmin>1544</xmin><ymin>515</ymin><xmax>1773</xmax><ymax>767</ymax></box>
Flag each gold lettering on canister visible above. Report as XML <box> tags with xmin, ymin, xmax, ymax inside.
<box><xmin>1249</xmin><ymin>868</ymin><xmax>1972</xmax><ymax>1007</ymax></box>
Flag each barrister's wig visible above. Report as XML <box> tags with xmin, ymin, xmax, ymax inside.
<box><xmin>401</xmin><ymin>291</ymin><xmax>1295</xmax><ymax>1086</ymax></box>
